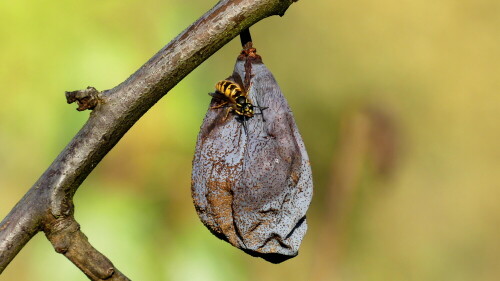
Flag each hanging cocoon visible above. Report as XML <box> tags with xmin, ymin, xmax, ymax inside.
<box><xmin>191</xmin><ymin>43</ymin><xmax>313</xmax><ymax>263</ymax></box>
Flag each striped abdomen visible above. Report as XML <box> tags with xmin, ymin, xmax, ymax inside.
<box><xmin>215</xmin><ymin>80</ymin><xmax>245</xmax><ymax>101</ymax></box>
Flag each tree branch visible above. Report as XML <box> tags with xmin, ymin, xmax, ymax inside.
<box><xmin>44</xmin><ymin>216</ymin><xmax>129</xmax><ymax>280</ymax></box>
<box><xmin>0</xmin><ymin>0</ymin><xmax>298</xmax><ymax>278</ymax></box>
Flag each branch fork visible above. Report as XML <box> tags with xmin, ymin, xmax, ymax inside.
<box><xmin>45</xmin><ymin>216</ymin><xmax>127</xmax><ymax>280</ymax></box>
<box><xmin>0</xmin><ymin>0</ymin><xmax>298</xmax><ymax>279</ymax></box>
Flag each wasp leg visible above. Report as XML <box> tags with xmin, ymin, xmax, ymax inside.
<box><xmin>210</xmin><ymin>101</ymin><xmax>228</xmax><ymax>109</ymax></box>
<box><xmin>221</xmin><ymin>107</ymin><xmax>232</xmax><ymax>122</ymax></box>
<box><xmin>241</xmin><ymin>116</ymin><xmax>249</xmax><ymax>135</ymax></box>
<box><xmin>254</xmin><ymin>97</ymin><xmax>268</xmax><ymax>122</ymax></box>
<box><xmin>254</xmin><ymin>106</ymin><xmax>269</xmax><ymax>122</ymax></box>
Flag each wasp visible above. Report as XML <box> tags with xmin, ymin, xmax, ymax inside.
<box><xmin>209</xmin><ymin>79</ymin><xmax>266</xmax><ymax>132</ymax></box>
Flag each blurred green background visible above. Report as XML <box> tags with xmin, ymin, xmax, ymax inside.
<box><xmin>1</xmin><ymin>0</ymin><xmax>499</xmax><ymax>280</ymax></box>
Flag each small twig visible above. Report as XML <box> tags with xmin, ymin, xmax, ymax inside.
<box><xmin>65</xmin><ymin>86</ymin><xmax>101</xmax><ymax>111</ymax></box>
<box><xmin>240</xmin><ymin>28</ymin><xmax>253</xmax><ymax>47</ymax></box>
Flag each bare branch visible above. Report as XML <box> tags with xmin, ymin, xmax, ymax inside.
<box><xmin>45</xmin><ymin>216</ymin><xmax>130</xmax><ymax>281</ymax></box>
<box><xmin>0</xmin><ymin>0</ymin><xmax>298</xmax><ymax>278</ymax></box>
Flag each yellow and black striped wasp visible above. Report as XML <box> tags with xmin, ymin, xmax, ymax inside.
<box><xmin>209</xmin><ymin>78</ymin><xmax>266</xmax><ymax>133</ymax></box>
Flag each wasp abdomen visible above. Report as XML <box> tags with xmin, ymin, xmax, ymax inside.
<box><xmin>215</xmin><ymin>80</ymin><xmax>244</xmax><ymax>100</ymax></box>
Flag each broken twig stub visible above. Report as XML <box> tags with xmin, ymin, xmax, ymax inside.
<box><xmin>65</xmin><ymin>86</ymin><xmax>100</xmax><ymax>111</ymax></box>
<box><xmin>192</xmin><ymin>44</ymin><xmax>313</xmax><ymax>263</ymax></box>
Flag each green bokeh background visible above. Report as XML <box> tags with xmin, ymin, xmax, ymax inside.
<box><xmin>1</xmin><ymin>0</ymin><xmax>499</xmax><ymax>280</ymax></box>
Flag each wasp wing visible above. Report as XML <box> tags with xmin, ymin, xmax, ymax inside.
<box><xmin>208</xmin><ymin>91</ymin><xmax>228</xmax><ymax>101</ymax></box>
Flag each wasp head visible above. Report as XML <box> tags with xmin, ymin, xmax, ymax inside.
<box><xmin>241</xmin><ymin>103</ymin><xmax>254</xmax><ymax>117</ymax></box>
<box><xmin>235</xmin><ymin>96</ymin><xmax>254</xmax><ymax>118</ymax></box>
